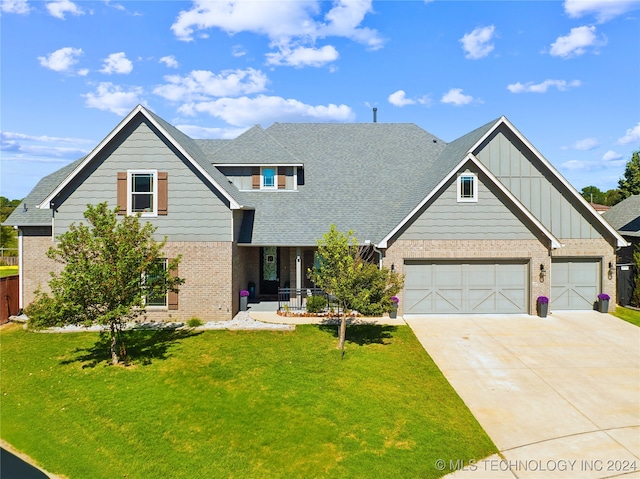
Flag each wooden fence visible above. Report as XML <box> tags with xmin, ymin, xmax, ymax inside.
<box><xmin>1</xmin><ymin>274</ymin><xmax>19</xmax><ymax>324</ymax></box>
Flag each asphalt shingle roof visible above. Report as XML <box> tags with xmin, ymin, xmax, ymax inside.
<box><xmin>603</xmin><ymin>195</ymin><xmax>640</xmax><ymax>238</ymax></box>
<box><xmin>5</xmin><ymin>106</ymin><xmax>504</xmax><ymax>246</ymax></box>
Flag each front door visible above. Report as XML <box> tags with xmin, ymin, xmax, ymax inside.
<box><xmin>260</xmin><ymin>246</ymin><xmax>280</xmax><ymax>296</ymax></box>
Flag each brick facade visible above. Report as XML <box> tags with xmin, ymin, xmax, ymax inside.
<box><xmin>21</xmin><ymin>228</ymin><xmax>60</xmax><ymax>307</ymax></box>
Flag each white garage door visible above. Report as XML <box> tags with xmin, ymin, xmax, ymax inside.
<box><xmin>551</xmin><ymin>259</ymin><xmax>599</xmax><ymax>310</ymax></box>
<box><xmin>404</xmin><ymin>261</ymin><xmax>528</xmax><ymax>314</ymax></box>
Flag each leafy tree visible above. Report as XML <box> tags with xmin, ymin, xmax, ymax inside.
<box><xmin>25</xmin><ymin>202</ymin><xmax>183</xmax><ymax>365</ymax></box>
<box><xmin>0</xmin><ymin>196</ymin><xmax>21</xmax><ymax>257</ymax></box>
<box><xmin>581</xmin><ymin>186</ymin><xmax>605</xmax><ymax>205</ymax></box>
<box><xmin>618</xmin><ymin>150</ymin><xmax>640</xmax><ymax>199</ymax></box>
<box><xmin>310</xmin><ymin>225</ymin><xmax>403</xmax><ymax>351</ymax></box>
<box><xmin>604</xmin><ymin>189</ymin><xmax>623</xmax><ymax>206</ymax></box>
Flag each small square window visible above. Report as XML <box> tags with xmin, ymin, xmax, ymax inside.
<box><xmin>457</xmin><ymin>173</ymin><xmax>478</xmax><ymax>202</ymax></box>
<box><xmin>262</xmin><ymin>167</ymin><xmax>276</xmax><ymax>189</ymax></box>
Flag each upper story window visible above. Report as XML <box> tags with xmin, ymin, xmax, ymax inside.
<box><xmin>262</xmin><ymin>167</ymin><xmax>276</xmax><ymax>189</ymax></box>
<box><xmin>128</xmin><ymin>170</ymin><xmax>158</xmax><ymax>216</ymax></box>
<box><xmin>117</xmin><ymin>170</ymin><xmax>167</xmax><ymax>216</ymax></box>
<box><xmin>457</xmin><ymin>173</ymin><xmax>478</xmax><ymax>203</ymax></box>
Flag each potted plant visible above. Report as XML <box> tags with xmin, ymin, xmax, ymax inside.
<box><xmin>536</xmin><ymin>296</ymin><xmax>549</xmax><ymax>318</ymax></box>
<box><xmin>240</xmin><ymin>289</ymin><xmax>250</xmax><ymax>311</ymax></box>
<box><xmin>597</xmin><ymin>293</ymin><xmax>610</xmax><ymax>313</ymax></box>
<box><xmin>389</xmin><ymin>296</ymin><xmax>399</xmax><ymax>319</ymax></box>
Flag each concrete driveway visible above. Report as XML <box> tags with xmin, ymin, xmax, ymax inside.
<box><xmin>405</xmin><ymin>311</ymin><xmax>640</xmax><ymax>479</ymax></box>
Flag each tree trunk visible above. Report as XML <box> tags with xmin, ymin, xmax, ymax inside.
<box><xmin>110</xmin><ymin>323</ymin><xmax>120</xmax><ymax>365</ymax></box>
<box><xmin>337</xmin><ymin>311</ymin><xmax>347</xmax><ymax>350</ymax></box>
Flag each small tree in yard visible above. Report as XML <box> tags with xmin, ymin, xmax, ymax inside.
<box><xmin>25</xmin><ymin>202</ymin><xmax>183</xmax><ymax>365</ymax></box>
<box><xmin>309</xmin><ymin>225</ymin><xmax>403</xmax><ymax>351</ymax></box>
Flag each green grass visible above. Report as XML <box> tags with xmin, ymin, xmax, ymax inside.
<box><xmin>0</xmin><ymin>323</ymin><xmax>496</xmax><ymax>478</ymax></box>
<box><xmin>611</xmin><ymin>306</ymin><xmax>640</xmax><ymax>327</ymax></box>
<box><xmin>0</xmin><ymin>265</ymin><xmax>18</xmax><ymax>277</ymax></box>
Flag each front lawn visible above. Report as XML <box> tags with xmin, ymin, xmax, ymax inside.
<box><xmin>611</xmin><ymin>306</ymin><xmax>640</xmax><ymax>327</ymax></box>
<box><xmin>0</xmin><ymin>265</ymin><xmax>18</xmax><ymax>277</ymax></box>
<box><xmin>0</xmin><ymin>323</ymin><xmax>496</xmax><ymax>478</ymax></box>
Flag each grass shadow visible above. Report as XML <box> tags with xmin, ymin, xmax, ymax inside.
<box><xmin>60</xmin><ymin>326</ymin><xmax>203</xmax><ymax>368</ymax></box>
<box><xmin>317</xmin><ymin>319</ymin><xmax>397</xmax><ymax>346</ymax></box>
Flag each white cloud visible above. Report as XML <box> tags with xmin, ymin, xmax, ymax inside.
<box><xmin>388</xmin><ymin>90</ymin><xmax>415</xmax><ymax>107</ymax></box>
<box><xmin>46</xmin><ymin>0</ymin><xmax>83</xmax><ymax>19</ymax></box>
<box><xmin>602</xmin><ymin>150</ymin><xmax>623</xmax><ymax>162</ymax></box>
<box><xmin>171</xmin><ymin>0</ymin><xmax>383</xmax><ymax>65</ymax></box>
<box><xmin>83</xmin><ymin>82</ymin><xmax>144</xmax><ymax>116</ymax></box>
<box><xmin>507</xmin><ymin>79</ymin><xmax>581</xmax><ymax>93</ymax></box>
<box><xmin>561</xmin><ymin>159</ymin><xmax>593</xmax><ymax>171</ymax></box>
<box><xmin>618</xmin><ymin>122</ymin><xmax>640</xmax><ymax>145</ymax></box>
<box><xmin>100</xmin><ymin>52</ymin><xmax>133</xmax><ymax>75</ymax></box>
<box><xmin>153</xmin><ymin>68</ymin><xmax>268</xmax><ymax>102</ymax></box>
<box><xmin>568</xmin><ymin>137</ymin><xmax>599</xmax><ymax>150</ymax></box>
<box><xmin>159</xmin><ymin>55</ymin><xmax>179</xmax><ymax>69</ymax></box>
<box><xmin>232</xmin><ymin>45</ymin><xmax>247</xmax><ymax>57</ymax></box>
<box><xmin>178</xmin><ymin>95</ymin><xmax>355</xmax><ymax>127</ymax></box>
<box><xmin>441</xmin><ymin>88</ymin><xmax>475</xmax><ymax>106</ymax></box>
<box><xmin>549</xmin><ymin>26</ymin><xmax>605</xmax><ymax>58</ymax></box>
<box><xmin>564</xmin><ymin>0</ymin><xmax>640</xmax><ymax>23</ymax></box>
<box><xmin>175</xmin><ymin>124</ymin><xmax>249</xmax><ymax>140</ymax></box>
<box><xmin>266</xmin><ymin>45</ymin><xmax>339</xmax><ymax>67</ymax></box>
<box><xmin>38</xmin><ymin>47</ymin><xmax>83</xmax><ymax>72</ymax></box>
<box><xmin>460</xmin><ymin>25</ymin><xmax>496</xmax><ymax>60</ymax></box>
<box><xmin>0</xmin><ymin>131</ymin><xmax>91</xmax><ymax>161</ymax></box>
<box><xmin>1</xmin><ymin>0</ymin><xmax>30</xmax><ymax>14</ymax></box>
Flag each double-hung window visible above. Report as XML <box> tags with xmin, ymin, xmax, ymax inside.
<box><xmin>128</xmin><ymin>170</ymin><xmax>158</xmax><ymax>216</ymax></box>
<box><xmin>457</xmin><ymin>173</ymin><xmax>478</xmax><ymax>202</ymax></box>
<box><xmin>145</xmin><ymin>258</ymin><xmax>168</xmax><ymax>307</ymax></box>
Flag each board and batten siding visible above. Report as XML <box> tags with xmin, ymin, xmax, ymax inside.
<box><xmin>53</xmin><ymin>118</ymin><xmax>233</xmax><ymax>242</ymax></box>
<box><xmin>400</xmin><ymin>170</ymin><xmax>537</xmax><ymax>241</ymax></box>
<box><xmin>475</xmin><ymin>127</ymin><xmax>602</xmax><ymax>240</ymax></box>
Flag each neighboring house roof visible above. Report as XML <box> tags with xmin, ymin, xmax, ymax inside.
<box><xmin>4</xmin><ymin>158</ymin><xmax>84</xmax><ymax>226</ymax></box>
<box><xmin>590</xmin><ymin>203</ymin><xmax>610</xmax><ymax>214</ymax></box>
<box><xmin>603</xmin><ymin>195</ymin><xmax>640</xmax><ymax>238</ymax></box>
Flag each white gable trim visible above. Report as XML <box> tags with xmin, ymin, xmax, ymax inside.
<box><xmin>468</xmin><ymin>116</ymin><xmax>628</xmax><ymax>248</ymax></box>
<box><xmin>38</xmin><ymin>105</ymin><xmax>242</xmax><ymax>210</ymax></box>
<box><xmin>378</xmin><ymin>154</ymin><xmax>562</xmax><ymax>249</ymax></box>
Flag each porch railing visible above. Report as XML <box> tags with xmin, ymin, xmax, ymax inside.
<box><xmin>278</xmin><ymin>287</ymin><xmax>337</xmax><ymax>312</ymax></box>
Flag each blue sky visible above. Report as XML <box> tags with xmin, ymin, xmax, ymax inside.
<box><xmin>1</xmin><ymin>0</ymin><xmax>639</xmax><ymax>201</ymax></box>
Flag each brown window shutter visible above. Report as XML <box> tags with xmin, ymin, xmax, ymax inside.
<box><xmin>168</xmin><ymin>260</ymin><xmax>178</xmax><ymax>310</ymax></box>
<box><xmin>158</xmin><ymin>172</ymin><xmax>168</xmax><ymax>215</ymax></box>
<box><xmin>278</xmin><ymin>166</ymin><xmax>286</xmax><ymax>189</ymax></box>
<box><xmin>252</xmin><ymin>167</ymin><xmax>260</xmax><ymax>189</ymax></box>
<box><xmin>117</xmin><ymin>172</ymin><xmax>127</xmax><ymax>215</ymax></box>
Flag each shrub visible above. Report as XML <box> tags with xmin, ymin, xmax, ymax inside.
<box><xmin>187</xmin><ymin>317</ymin><xmax>203</xmax><ymax>327</ymax></box>
<box><xmin>306</xmin><ymin>295</ymin><xmax>327</xmax><ymax>313</ymax></box>
<box><xmin>349</xmin><ymin>263</ymin><xmax>403</xmax><ymax>316</ymax></box>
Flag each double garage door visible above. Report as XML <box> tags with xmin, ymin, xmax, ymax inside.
<box><xmin>404</xmin><ymin>259</ymin><xmax>601</xmax><ymax>314</ymax></box>
<box><xmin>404</xmin><ymin>261</ymin><xmax>528</xmax><ymax>314</ymax></box>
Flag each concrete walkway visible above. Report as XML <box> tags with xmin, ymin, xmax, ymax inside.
<box><xmin>405</xmin><ymin>311</ymin><xmax>640</xmax><ymax>479</ymax></box>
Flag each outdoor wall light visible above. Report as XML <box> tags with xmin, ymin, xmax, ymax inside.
<box><xmin>608</xmin><ymin>262</ymin><xmax>614</xmax><ymax>279</ymax></box>
<box><xmin>391</xmin><ymin>263</ymin><xmax>395</xmax><ymax>272</ymax></box>
<box><xmin>539</xmin><ymin>264</ymin><xmax>546</xmax><ymax>282</ymax></box>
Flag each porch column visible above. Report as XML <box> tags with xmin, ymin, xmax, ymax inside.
<box><xmin>296</xmin><ymin>247</ymin><xmax>302</xmax><ymax>289</ymax></box>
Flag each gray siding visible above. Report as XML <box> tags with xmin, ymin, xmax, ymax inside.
<box><xmin>401</xmin><ymin>170</ymin><xmax>536</xmax><ymax>240</ymax></box>
<box><xmin>475</xmin><ymin>128</ymin><xmax>602</xmax><ymax>240</ymax></box>
<box><xmin>53</xmin><ymin>118</ymin><xmax>232</xmax><ymax>241</ymax></box>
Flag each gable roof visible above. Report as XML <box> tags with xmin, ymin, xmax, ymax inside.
<box><xmin>37</xmin><ymin>105</ymin><xmax>245</xmax><ymax>211</ymax></box>
<box><xmin>4</xmin><ymin>158</ymin><xmax>84</xmax><ymax>226</ymax></box>
<box><xmin>603</xmin><ymin>195</ymin><xmax>640</xmax><ymax>238</ymax></box>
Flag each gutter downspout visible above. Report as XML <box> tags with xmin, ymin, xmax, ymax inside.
<box><xmin>372</xmin><ymin>244</ymin><xmax>383</xmax><ymax>269</ymax></box>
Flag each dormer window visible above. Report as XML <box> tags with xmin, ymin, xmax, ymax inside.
<box><xmin>261</xmin><ymin>167</ymin><xmax>276</xmax><ymax>189</ymax></box>
<box><xmin>457</xmin><ymin>173</ymin><xmax>478</xmax><ymax>202</ymax></box>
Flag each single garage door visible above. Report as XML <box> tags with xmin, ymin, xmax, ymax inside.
<box><xmin>551</xmin><ymin>259</ymin><xmax>599</xmax><ymax>310</ymax></box>
<box><xmin>404</xmin><ymin>261</ymin><xmax>528</xmax><ymax>314</ymax></box>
